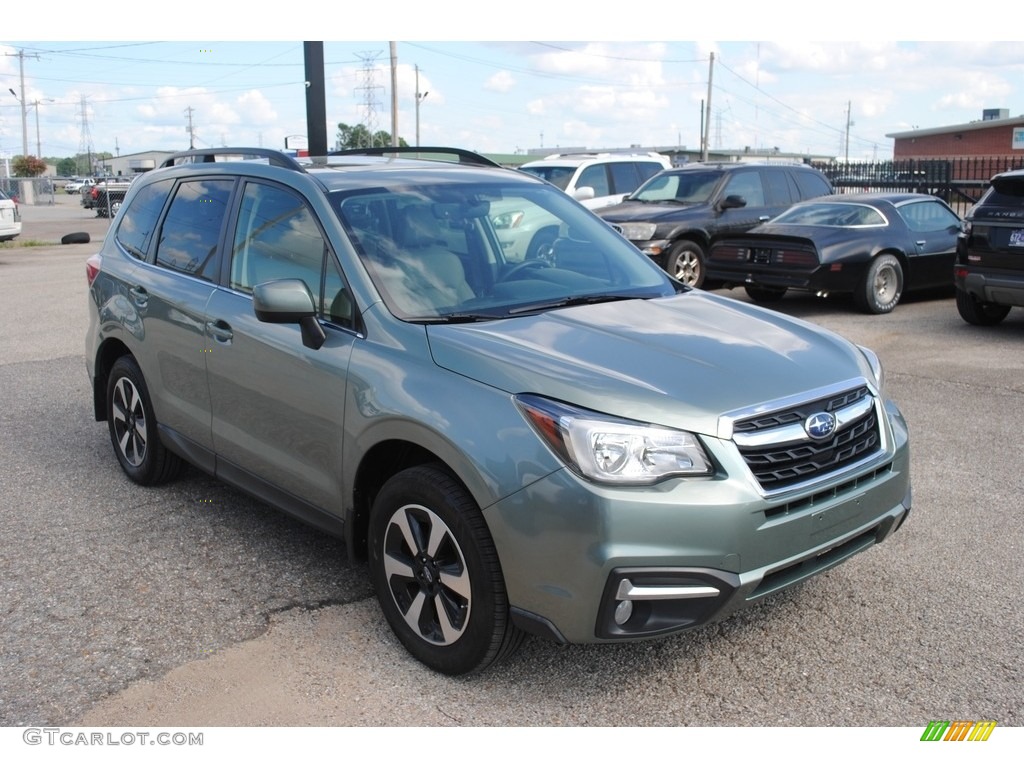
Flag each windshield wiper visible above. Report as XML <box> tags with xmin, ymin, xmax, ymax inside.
<box><xmin>507</xmin><ymin>294</ymin><xmax>640</xmax><ymax>315</ymax></box>
<box><xmin>415</xmin><ymin>311</ymin><xmax>508</xmax><ymax>324</ymax></box>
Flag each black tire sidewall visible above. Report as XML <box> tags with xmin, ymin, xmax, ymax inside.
<box><xmin>106</xmin><ymin>356</ymin><xmax>164</xmax><ymax>485</ymax></box>
<box><xmin>368</xmin><ymin>465</ymin><xmax>509</xmax><ymax>675</ymax></box>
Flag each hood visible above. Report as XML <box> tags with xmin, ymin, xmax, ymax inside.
<box><xmin>426</xmin><ymin>291</ymin><xmax>872</xmax><ymax>438</ymax></box>
<box><xmin>598</xmin><ymin>199</ymin><xmax>710</xmax><ymax>224</ymax></box>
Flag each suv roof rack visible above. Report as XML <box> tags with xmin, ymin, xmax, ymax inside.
<box><xmin>160</xmin><ymin>148</ymin><xmax>306</xmax><ymax>171</ymax></box>
<box><xmin>329</xmin><ymin>146</ymin><xmax>501</xmax><ymax>168</ymax></box>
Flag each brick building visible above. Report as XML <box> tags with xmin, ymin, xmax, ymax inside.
<box><xmin>888</xmin><ymin>109</ymin><xmax>1024</xmax><ymax>160</ymax></box>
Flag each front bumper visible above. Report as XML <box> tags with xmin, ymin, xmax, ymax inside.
<box><xmin>485</xmin><ymin>400</ymin><xmax>911</xmax><ymax>645</ymax></box>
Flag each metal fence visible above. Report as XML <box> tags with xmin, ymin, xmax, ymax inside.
<box><xmin>813</xmin><ymin>157</ymin><xmax>1024</xmax><ymax>212</ymax></box>
<box><xmin>0</xmin><ymin>176</ymin><xmax>59</xmax><ymax>205</ymax></box>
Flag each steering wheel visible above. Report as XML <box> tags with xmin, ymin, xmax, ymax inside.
<box><xmin>501</xmin><ymin>259</ymin><xmax>551</xmax><ymax>281</ymax></box>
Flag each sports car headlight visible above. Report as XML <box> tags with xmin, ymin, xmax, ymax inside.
<box><xmin>515</xmin><ymin>394</ymin><xmax>713</xmax><ymax>485</ymax></box>
<box><xmin>616</xmin><ymin>222</ymin><xmax>657</xmax><ymax>241</ymax></box>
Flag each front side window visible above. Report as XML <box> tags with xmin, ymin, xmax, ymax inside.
<box><xmin>898</xmin><ymin>200</ymin><xmax>960</xmax><ymax>232</ymax></box>
<box><xmin>722</xmin><ymin>170</ymin><xmax>766</xmax><ymax>207</ymax></box>
<box><xmin>576</xmin><ymin>164</ymin><xmax>610</xmax><ymax>197</ymax></box>
<box><xmin>154</xmin><ymin>179</ymin><xmax>233</xmax><ymax>280</ymax></box>
<box><xmin>230</xmin><ymin>182</ymin><xmax>327</xmax><ymax>303</ymax></box>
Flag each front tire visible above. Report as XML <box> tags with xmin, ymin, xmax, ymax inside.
<box><xmin>956</xmin><ymin>288</ymin><xmax>1010</xmax><ymax>326</ymax></box>
<box><xmin>368</xmin><ymin>465</ymin><xmax>523</xmax><ymax>675</ymax></box>
<box><xmin>855</xmin><ymin>254</ymin><xmax>903</xmax><ymax>314</ymax></box>
<box><xmin>106</xmin><ymin>356</ymin><xmax>182</xmax><ymax>485</ymax></box>
<box><xmin>667</xmin><ymin>240</ymin><xmax>706</xmax><ymax>287</ymax></box>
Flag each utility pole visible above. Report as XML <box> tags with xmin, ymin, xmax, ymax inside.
<box><xmin>702</xmin><ymin>52</ymin><xmax>714</xmax><ymax>162</ymax></box>
<box><xmin>4</xmin><ymin>49</ymin><xmax>39</xmax><ymax>157</ymax></box>
<box><xmin>303</xmin><ymin>42</ymin><xmax>327</xmax><ymax>156</ymax></box>
<box><xmin>32</xmin><ymin>99</ymin><xmax>54</xmax><ymax>157</ymax></box>
<box><xmin>844</xmin><ymin>101</ymin><xmax>854</xmax><ymax>165</ymax></box>
<box><xmin>185</xmin><ymin>107</ymin><xmax>196</xmax><ymax>149</ymax></box>
<box><xmin>415</xmin><ymin>65</ymin><xmax>428</xmax><ymax>146</ymax></box>
<box><xmin>389</xmin><ymin>42</ymin><xmax>399</xmax><ymax>148</ymax></box>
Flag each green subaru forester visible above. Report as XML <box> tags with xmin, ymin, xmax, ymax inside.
<box><xmin>86</xmin><ymin>148</ymin><xmax>911</xmax><ymax>675</ymax></box>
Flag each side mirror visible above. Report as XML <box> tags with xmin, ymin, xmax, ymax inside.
<box><xmin>719</xmin><ymin>194</ymin><xmax>747</xmax><ymax>210</ymax></box>
<box><xmin>253</xmin><ymin>278</ymin><xmax>326</xmax><ymax>350</ymax></box>
<box><xmin>573</xmin><ymin>186</ymin><xmax>595</xmax><ymax>202</ymax></box>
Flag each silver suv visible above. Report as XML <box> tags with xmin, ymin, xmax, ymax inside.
<box><xmin>86</xmin><ymin>147</ymin><xmax>911</xmax><ymax>675</ymax></box>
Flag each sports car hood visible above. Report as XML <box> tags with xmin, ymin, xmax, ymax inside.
<box><xmin>598</xmin><ymin>199</ymin><xmax>709</xmax><ymax>224</ymax></box>
<box><xmin>426</xmin><ymin>291</ymin><xmax>874</xmax><ymax>438</ymax></box>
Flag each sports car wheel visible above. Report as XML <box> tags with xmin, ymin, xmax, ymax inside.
<box><xmin>856</xmin><ymin>254</ymin><xmax>903</xmax><ymax>314</ymax></box>
<box><xmin>368</xmin><ymin>465</ymin><xmax>523</xmax><ymax>675</ymax></box>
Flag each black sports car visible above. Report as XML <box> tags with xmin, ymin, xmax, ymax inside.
<box><xmin>706</xmin><ymin>193</ymin><xmax>962</xmax><ymax>313</ymax></box>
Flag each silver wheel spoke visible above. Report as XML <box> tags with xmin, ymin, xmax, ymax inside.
<box><xmin>439</xmin><ymin>567</ymin><xmax>470</xmax><ymax>602</ymax></box>
<box><xmin>383</xmin><ymin>549</ymin><xmax>415</xmax><ymax>581</ymax></box>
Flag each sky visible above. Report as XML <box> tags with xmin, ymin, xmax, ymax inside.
<box><xmin>2</xmin><ymin>5</ymin><xmax>1023</xmax><ymax>167</ymax></box>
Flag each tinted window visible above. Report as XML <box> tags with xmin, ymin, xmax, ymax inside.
<box><xmin>898</xmin><ymin>200</ymin><xmax>960</xmax><ymax>232</ymax></box>
<box><xmin>792</xmin><ymin>169</ymin><xmax>832</xmax><ymax>200</ymax></box>
<box><xmin>116</xmin><ymin>178</ymin><xmax>174</xmax><ymax>259</ymax></box>
<box><xmin>764</xmin><ymin>168</ymin><xmax>794</xmax><ymax>206</ymax></box>
<box><xmin>634</xmin><ymin>162</ymin><xmax>665</xmax><ymax>184</ymax></box>
<box><xmin>230</xmin><ymin>182</ymin><xmax>329</xmax><ymax>310</ymax></box>
<box><xmin>608</xmin><ymin>163</ymin><xmax>641</xmax><ymax>195</ymax></box>
<box><xmin>576</xmin><ymin>164</ymin><xmax>610</xmax><ymax>197</ymax></box>
<box><xmin>722</xmin><ymin>170</ymin><xmax>765</xmax><ymax>206</ymax></box>
<box><xmin>634</xmin><ymin>170</ymin><xmax>722</xmax><ymax>203</ymax></box>
<box><xmin>154</xmin><ymin>179</ymin><xmax>233</xmax><ymax>280</ymax></box>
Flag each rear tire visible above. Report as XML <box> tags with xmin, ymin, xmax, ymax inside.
<box><xmin>368</xmin><ymin>464</ymin><xmax>523</xmax><ymax>675</ymax></box>
<box><xmin>855</xmin><ymin>254</ymin><xmax>903</xmax><ymax>314</ymax></box>
<box><xmin>106</xmin><ymin>356</ymin><xmax>182</xmax><ymax>485</ymax></box>
<box><xmin>956</xmin><ymin>288</ymin><xmax>1010</xmax><ymax>326</ymax></box>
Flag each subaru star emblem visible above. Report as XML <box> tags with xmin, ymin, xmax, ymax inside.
<box><xmin>805</xmin><ymin>412</ymin><xmax>837</xmax><ymax>440</ymax></box>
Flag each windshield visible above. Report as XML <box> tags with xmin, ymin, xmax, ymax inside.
<box><xmin>519</xmin><ymin>165</ymin><xmax>575</xmax><ymax>191</ymax></box>
<box><xmin>631</xmin><ymin>170</ymin><xmax>723</xmax><ymax>204</ymax></box>
<box><xmin>330</xmin><ymin>180</ymin><xmax>675</xmax><ymax>321</ymax></box>
<box><xmin>772</xmin><ymin>202</ymin><xmax>887</xmax><ymax>227</ymax></box>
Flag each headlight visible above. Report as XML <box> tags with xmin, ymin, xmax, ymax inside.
<box><xmin>617</xmin><ymin>222</ymin><xmax>657</xmax><ymax>241</ymax></box>
<box><xmin>858</xmin><ymin>345</ymin><xmax>885</xmax><ymax>393</ymax></box>
<box><xmin>515</xmin><ymin>394</ymin><xmax>713</xmax><ymax>485</ymax></box>
<box><xmin>491</xmin><ymin>211</ymin><xmax>524</xmax><ymax>229</ymax></box>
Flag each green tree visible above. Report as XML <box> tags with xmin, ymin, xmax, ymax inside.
<box><xmin>12</xmin><ymin>155</ymin><xmax>47</xmax><ymax>177</ymax></box>
<box><xmin>335</xmin><ymin>122</ymin><xmax>409</xmax><ymax>149</ymax></box>
<box><xmin>56</xmin><ymin>157</ymin><xmax>77</xmax><ymax>177</ymax></box>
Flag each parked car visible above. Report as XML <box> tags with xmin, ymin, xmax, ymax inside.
<box><xmin>65</xmin><ymin>177</ymin><xmax>96</xmax><ymax>194</ymax></box>
<box><xmin>0</xmin><ymin>188</ymin><xmax>21</xmax><ymax>241</ymax></box>
<box><xmin>491</xmin><ymin>152</ymin><xmax>672</xmax><ymax>263</ymax></box>
<box><xmin>518</xmin><ymin>151</ymin><xmax>672</xmax><ymax>210</ymax></box>
<box><xmin>954</xmin><ymin>168</ymin><xmax>1024</xmax><ymax>325</ymax></box>
<box><xmin>598</xmin><ymin>162</ymin><xmax>834</xmax><ymax>286</ymax></box>
<box><xmin>707</xmin><ymin>193</ymin><xmax>962</xmax><ymax>314</ymax></box>
<box><xmin>86</xmin><ymin>146</ymin><xmax>911</xmax><ymax>675</ymax></box>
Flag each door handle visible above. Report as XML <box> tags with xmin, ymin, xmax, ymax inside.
<box><xmin>128</xmin><ymin>285</ymin><xmax>148</xmax><ymax>308</ymax></box>
<box><xmin>206</xmin><ymin>320</ymin><xmax>234</xmax><ymax>343</ymax></box>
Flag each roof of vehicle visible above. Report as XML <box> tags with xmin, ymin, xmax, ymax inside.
<box><xmin>148</xmin><ymin>145</ymin><xmax>547</xmax><ymax>193</ymax></box>
<box><xmin>521</xmin><ymin>151</ymin><xmax>670</xmax><ymax>168</ymax></box>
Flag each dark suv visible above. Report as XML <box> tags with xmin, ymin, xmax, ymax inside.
<box><xmin>955</xmin><ymin>168</ymin><xmax>1024</xmax><ymax>325</ymax></box>
<box><xmin>597</xmin><ymin>162</ymin><xmax>834</xmax><ymax>286</ymax></box>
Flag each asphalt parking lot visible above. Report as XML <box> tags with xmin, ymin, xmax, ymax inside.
<box><xmin>1</xmin><ymin>197</ymin><xmax>1021</xmax><ymax>728</ymax></box>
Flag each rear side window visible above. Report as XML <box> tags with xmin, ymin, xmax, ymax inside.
<box><xmin>792</xmin><ymin>169</ymin><xmax>832</xmax><ymax>200</ymax></box>
<box><xmin>115</xmin><ymin>178</ymin><xmax>174</xmax><ymax>259</ymax></box>
<box><xmin>154</xmin><ymin>179</ymin><xmax>234</xmax><ymax>280</ymax></box>
<box><xmin>608</xmin><ymin>163</ymin><xmax>641</xmax><ymax>195</ymax></box>
<box><xmin>764</xmin><ymin>168</ymin><xmax>795</xmax><ymax>206</ymax></box>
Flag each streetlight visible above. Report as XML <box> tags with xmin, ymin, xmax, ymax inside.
<box><xmin>415</xmin><ymin>65</ymin><xmax>428</xmax><ymax>147</ymax></box>
<box><xmin>30</xmin><ymin>98</ymin><xmax>55</xmax><ymax>158</ymax></box>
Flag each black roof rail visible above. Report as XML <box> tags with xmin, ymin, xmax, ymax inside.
<box><xmin>159</xmin><ymin>148</ymin><xmax>306</xmax><ymax>171</ymax></box>
<box><xmin>328</xmin><ymin>146</ymin><xmax>501</xmax><ymax>168</ymax></box>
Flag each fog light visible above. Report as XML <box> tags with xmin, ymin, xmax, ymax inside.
<box><xmin>614</xmin><ymin>600</ymin><xmax>634</xmax><ymax>625</ymax></box>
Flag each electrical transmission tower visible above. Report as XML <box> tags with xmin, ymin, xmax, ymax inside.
<box><xmin>355</xmin><ymin>50</ymin><xmax>383</xmax><ymax>147</ymax></box>
<box><xmin>76</xmin><ymin>96</ymin><xmax>94</xmax><ymax>175</ymax></box>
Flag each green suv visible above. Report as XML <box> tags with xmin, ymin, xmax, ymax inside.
<box><xmin>85</xmin><ymin>147</ymin><xmax>911</xmax><ymax>675</ymax></box>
